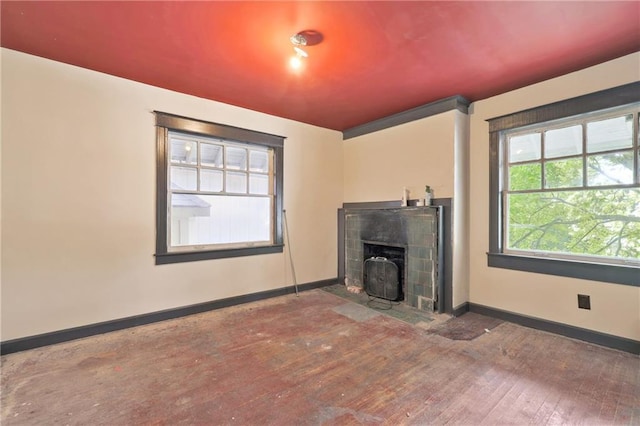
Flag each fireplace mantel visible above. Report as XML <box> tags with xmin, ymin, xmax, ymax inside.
<box><xmin>339</xmin><ymin>205</ymin><xmax>444</xmax><ymax>312</ymax></box>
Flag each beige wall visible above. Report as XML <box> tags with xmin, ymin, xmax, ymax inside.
<box><xmin>2</xmin><ymin>47</ymin><xmax>638</xmax><ymax>343</ymax></box>
<box><xmin>0</xmin><ymin>49</ymin><xmax>3</xmax><ymax>328</ymax></box>
<box><xmin>343</xmin><ymin>111</ymin><xmax>457</xmax><ymax>202</ymax></box>
<box><xmin>468</xmin><ymin>52</ymin><xmax>640</xmax><ymax>341</ymax></box>
<box><xmin>342</xmin><ymin>111</ymin><xmax>470</xmax><ymax>308</ymax></box>
<box><xmin>452</xmin><ymin>110</ymin><xmax>470</xmax><ymax>308</ymax></box>
<box><xmin>0</xmin><ymin>49</ymin><xmax>344</xmax><ymax>340</ymax></box>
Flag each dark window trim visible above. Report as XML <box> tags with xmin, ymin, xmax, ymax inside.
<box><xmin>155</xmin><ymin>111</ymin><xmax>284</xmax><ymax>264</ymax></box>
<box><xmin>488</xmin><ymin>82</ymin><xmax>640</xmax><ymax>133</ymax></box>
<box><xmin>487</xmin><ymin>253</ymin><xmax>639</xmax><ymax>285</ymax></box>
<box><xmin>342</xmin><ymin>95</ymin><xmax>470</xmax><ymax>140</ymax></box>
<box><xmin>155</xmin><ymin>245</ymin><xmax>285</xmax><ymax>265</ymax></box>
<box><xmin>156</xmin><ymin>111</ymin><xmax>284</xmax><ymax>147</ymax></box>
<box><xmin>487</xmin><ymin>82</ymin><xmax>640</xmax><ymax>287</ymax></box>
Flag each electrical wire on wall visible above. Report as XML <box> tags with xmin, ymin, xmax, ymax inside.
<box><xmin>283</xmin><ymin>209</ymin><xmax>299</xmax><ymax>296</ymax></box>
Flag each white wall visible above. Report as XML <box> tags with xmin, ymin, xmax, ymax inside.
<box><xmin>468</xmin><ymin>52</ymin><xmax>640</xmax><ymax>341</ymax></box>
<box><xmin>342</xmin><ymin>111</ymin><xmax>470</xmax><ymax>308</ymax></box>
<box><xmin>2</xmin><ymin>47</ymin><xmax>638</xmax><ymax>343</ymax></box>
<box><xmin>452</xmin><ymin>110</ymin><xmax>470</xmax><ymax>308</ymax></box>
<box><xmin>0</xmin><ymin>49</ymin><xmax>344</xmax><ymax>341</ymax></box>
<box><xmin>343</xmin><ymin>111</ymin><xmax>457</xmax><ymax>202</ymax></box>
<box><xmin>0</xmin><ymin>49</ymin><xmax>3</xmax><ymax>330</ymax></box>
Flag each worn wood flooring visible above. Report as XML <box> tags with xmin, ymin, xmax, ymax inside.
<box><xmin>2</xmin><ymin>289</ymin><xmax>639</xmax><ymax>425</ymax></box>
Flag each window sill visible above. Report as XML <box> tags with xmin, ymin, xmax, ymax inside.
<box><xmin>156</xmin><ymin>244</ymin><xmax>284</xmax><ymax>265</ymax></box>
<box><xmin>487</xmin><ymin>252</ymin><xmax>639</xmax><ymax>287</ymax></box>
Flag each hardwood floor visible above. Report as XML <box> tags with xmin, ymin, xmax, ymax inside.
<box><xmin>2</xmin><ymin>289</ymin><xmax>638</xmax><ymax>425</ymax></box>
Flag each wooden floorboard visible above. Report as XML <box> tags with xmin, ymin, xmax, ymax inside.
<box><xmin>2</xmin><ymin>289</ymin><xmax>638</xmax><ymax>425</ymax></box>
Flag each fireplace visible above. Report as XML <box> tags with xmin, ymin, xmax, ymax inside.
<box><xmin>342</xmin><ymin>206</ymin><xmax>440</xmax><ymax>312</ymax></box>
<box><xmin>363</xmin><ymin>242</ymin><xmax>405</xmax><ymax>301</ymax></box>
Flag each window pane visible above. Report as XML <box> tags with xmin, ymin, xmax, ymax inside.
<box><xmin>170</xmin><ymin>138</ymin><xmax>197</xmax><ymax>164</ymax></box>
<box><xmin>170</xmin><ymin>166</ymin><xmax>197</xmax><ymax>190</ymax></box>
<box><xmin>587</xmin><ymin>115</ymin><xmax>633</xmax><ymax>153</ymax></box>
<box><xmin>200</xmin><ymin>169</ymin><xmax>223</xmax><ymax>192</ymax></box>
<box><xmin>170</xmin><ymin>195</ymin><xmax>271</xmax><ymax>247</ymax></box>
<box><xmin>201</xmin><ymin>143</ymin><xmax>223</xmax><ymax>168</ymax></box>
<box><xmin>587</xmin><ymin>151</ymin><xmax>634</xmax><ymax>186</ymax></box>
<box><xmin>544</xmin><ymin>157</ymin><xmax>583</xmax><ymax>189</ymax></box>
<box><xmin>226</xmin><ymin>147</ymin><xmax>247</xmax><ymax>170</ymax></box>
<box><xmin>226</xmin><ymin>171</ymin><xmax>247</xmax><ymax>193</ymax></box>
<box><xmin>250</xmin><ymin>150</ymin><xmax>269</xmax><ymax>172</ymax></box>
<box><xmin>509</xmin><ymin>163</ymin><xmax>541</xmax><ymax>191</ymax></box>
<box><xmin>544</xmin><ymin>125</ymin><xmax>582</xmax><ymax>158</ymax></box>
<box><xmin>507</xmin><ymin>188</ymin><xmax>640</xmax><ymax>261</ymax></box>
<box><xmin>249</xmin><ymin>174</ymin><xmax>269</xmax><ymax>195</ymax></box>
<box><xmin>509</xmin><ymin>133</ymin><xmax>541</xmax><ymax>163</ymax></box>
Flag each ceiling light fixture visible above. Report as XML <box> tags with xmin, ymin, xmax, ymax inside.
<box><xmin>289</xmin><ymin>33</ymin><xmax>308</xmax><ymax>70</ymax></box>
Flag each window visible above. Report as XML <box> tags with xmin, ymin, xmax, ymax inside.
<box><xmin>155</xmin><ymin>112</ymin><xmax>284</xmax><ymax>264</ymax></box>
<box><xmin>488</xmin><ymin>83</ymin><xmax>639</xmax><ymax>286</ymax></box>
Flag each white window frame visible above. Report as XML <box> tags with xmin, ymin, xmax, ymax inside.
<box><xmin>501</xmin><ymin>104</ymin><xmax>639</xmax><ymax>266</ymax></box>
<box><xmin>487</xmin><ymin>82</ymin><xmax>639</xmax><ymax>286</ymax></box>
<box><xmin>155</xmin><ymin>112</ymin><xmax>284</xmax><ymax>265</ymax></box>
<box><xmin>168</xmin><ymin>131</ymin><xmax>275</xmax><ymax>252</ymax></box>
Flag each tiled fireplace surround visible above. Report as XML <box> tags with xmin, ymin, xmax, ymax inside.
<box><xmin>339</xmin><ymin>205</ymin><xmax>444</xmax><ymax>312</ymax></box>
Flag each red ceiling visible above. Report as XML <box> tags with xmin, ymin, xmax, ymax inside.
<box><xmin>2</xmin><ymin>1</ymin><xmax>639</xmax><ymax>131</ymax></box>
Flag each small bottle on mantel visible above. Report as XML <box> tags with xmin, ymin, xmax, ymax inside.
<box><xmin>425</xmin><ymin>185</ymin><xmax>433</xmax><ymax>206</ymax></box>
<box><xmin>401</xmin><ymin>187</ymin><xmax>409</xmax><ymax>207</ymax></box>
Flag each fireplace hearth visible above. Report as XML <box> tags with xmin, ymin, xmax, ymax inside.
<box><xmin>343</xmin><ymin>206</ymin><xmax>440</xmax><ymax>312</ymax></box>
<box><xmin>363</xmin><ymin>243</ymin><xmax>405</xmax><ymax>301</ymax></box>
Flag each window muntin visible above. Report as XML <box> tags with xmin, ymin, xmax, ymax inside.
<box><xmin>201</xmin><ymin>143</ymin><xmax>223</xmax><ymax>168</ymax></box>
<box><xmin>587</xmin><ymin>151</ymin><xmax>634</xmax><ymax>186</ymax></box>
<box><xmin>586</xmin><ymin>114</ymin><xmax>633</xmax><ymax>153</ymax></box>
<box><xmin>502</xmin><ymin>104</ymin><xmax>639</xmax><ymax>266</ymax></box>
<box><xmin>544</xmin><ymin>125</ymin><xmax>582</xmax><ymax>158</ymax></box>
<box><xmin>509</xmin><ymin>133</ymin><xmax>541</xmax><ymax>163</ymax></box>
<box><xmin>155</xmin><ymin>111</ymin><xmax>284</xmax><ymax>264</ymax></box>
<box><xmin>168</xmin><ymin>131</ymin><xmax>274</xmax><ymax>251</ymax></box>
